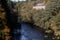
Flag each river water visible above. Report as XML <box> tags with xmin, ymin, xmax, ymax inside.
<box><xmin>13</xmin><ymin>22</ymin><xmax>45</xmax><ymax>40</ymax></box>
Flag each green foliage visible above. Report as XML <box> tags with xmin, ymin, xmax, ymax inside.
<box><xmin>14</xmin><ymin>0</ymin><xmax>60</xmax><ymax>39</ymax></box>
<box><xmin>46</xmin><ymin>0</ymin><xmax>60</xmax><ymax>16</ymax></box>
<box><xmin>17</xmin><ymin>0</ymin><xmax>60</xmax><ymax>29</ymax></box>
<box><xmin>0</xmin><ymin>19</ymin><xmax>5</xmax><ymax>30</ymax></box>
<box><xmin>53</xmin><ymin>13</ymin><xmax>60</xmax><ymax>27</ymax></box>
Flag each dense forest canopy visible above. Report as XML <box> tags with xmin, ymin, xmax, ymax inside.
<box><xmin>0</xmin><ymin>0</ymin><xmax>60</xmax><ymax>40</ymax></box>
<box><xmin>15</xmin><ymin>0</ymin><xmax>60</xmax><ymax>40</ymax></box>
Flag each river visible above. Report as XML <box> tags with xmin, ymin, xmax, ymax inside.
<box><xmin>13</xmin><ymin>22</ymin><xmax>45</xmax><ymax>40</ymax></box>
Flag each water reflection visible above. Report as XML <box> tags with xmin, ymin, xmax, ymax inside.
<box><xmin>13</xmin><ymin>22</ymin><xmax>44</xmax><ymax>40</ymax></box>
<box><xmin>13</xmin><ymin>29</ymin><xmax>21</xmax><ymax>40</ymax></box>
<box><xmin>21</xmin><ymin>22</ymin><xmax>44</xmax><ymax>40</ymax></box>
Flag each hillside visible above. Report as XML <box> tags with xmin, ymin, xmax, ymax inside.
<box><xmin>16</xmin><ymin>0</ymin><xmax>60</xmax><ymax>40</ymax></box>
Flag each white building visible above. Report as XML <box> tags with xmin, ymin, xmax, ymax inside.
<box><xmin>33</xmin><ymin>3</ymin><xmax>45</xmax><ymax>10</ymax></box>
